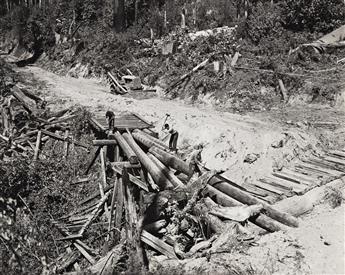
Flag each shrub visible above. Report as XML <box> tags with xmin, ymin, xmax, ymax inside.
<box><xmin>246</xmin><ymin>2</ymin><xmax>284</xmax><ymax>44</ymax></box>
<box><xmin>282</xmin><ymin>0</ymin><xmax>345</xmax><ymax>33</ymax></box>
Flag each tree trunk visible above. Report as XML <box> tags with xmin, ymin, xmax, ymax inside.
<box><xmin>113</xmin><ymin>0</ymin><xmax>125</xmax><ymax>32</ymax></box>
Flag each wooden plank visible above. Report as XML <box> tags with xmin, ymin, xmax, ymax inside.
<box><xmin>73</xmin><ymin>242</ymin><xmax>96</xmax><ymax>265</ymax></box>
<box><xmin>89</xmin><ymin>117</ymin><xmax>106</xmax><ymax>131</ymax></box>
<box><xmin>307</xmin><ymin>157</ymin><xmax>345</xmax><ymax>172</ymax></box>
<box><xmin>114</xmin><ymin>178</ymin><xmax>124</xmax><ymax>242</ymax></box>
<box><xmin>272</xmin><ymin>171</ymin><xmax>314</xmax><ymax>186</ymax></box>
<box><xmin>33</xmin><ymin>130</ymin><xmax>42</xmax><ymax>161</ymax></box>
<box><xmin>40</xmin><ymin>129</ymin><xmax>89</xmax><ymax>149</ymax></box>
<box><xmin>63</xmin><ymin>129</ymin><xmax>70</xmax><ymax>157</ymax></box>
<box><xmin>92</xmin><ymin>140</ymin><xmax>117</xmax><ymax>146</ymax></box>
<box><xmin>141</xmin><ymin>230</ymin><xmax>177</xmax><ymax>259</ymax></box>
<box><xmin>322</xmin><ymin>155</ymin><xmax>345</xmax><ymax>166</ymax></box>
<box><xmin>328</xmin><ymin>150</ymin><xmax>345</xmax><ymax>159</ymax></box>
<box><xmin>297</xmin><ymin>161</ymin><xmax>341</xmax><ymax>177</ymax></box>
<box><xmin>253</xmin><ymin>181</ymin><xmax>285</xmax><ymax>195</ymax></box>
<box><xmin>281</xmin><ymin>168</ymin><xmax>320</xmax><ymax>183</ymax></box>
<box><xmin>84</xmin><ymin>146</ymin><xmax>102</xmax><ymax>175</ymax></box>
<box><xmin>266</xmin><ymin>176</ymin><xmax>308</xmax><ymax>194</ymax></box>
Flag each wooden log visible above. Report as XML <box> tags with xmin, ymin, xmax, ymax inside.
<box><xmin>329</xmin><ymin>150</ymin><xmax>345</xmax><ymax>159</ymax></box>
<box><xmin>99</xmin><ymin>147</ymin><xmax>110</xmax><ymax>220</ymax></box>
<box><xmin>253</xmin><ymin>181</ymin><xmax>285</xmax><ymax>195</ymax></box>
<box><xmin>132</xmin><ymin>131</ymin><xmax>168</xmax><ymax>151</ymax></box>
<box><xmin>148</xmin><ymin>153</ymin><xmax>185</xmax><ymax>189</ymax></box>
<box><xmin>210</xmin><ymin>178</ymin><xmax>299</xmax><ymax>227</ymax></box>
<box><xmin>107</xmin><ymin>72</ymin><xmax>128</xmax><ymax>94</ymax></box>
<box><xmin>272</xmin><ymin>172</ymin><xmax>314</xmax><ymax>186</ymax></box>
<box><xmin>278</xmin><ymin>79</ymin><xmax>287</xmax><ymax>101</ymax></box>
<box><xmin>63</xmin><ymin>129</ymin><xmax>70</xmax><ymax>158</ymax></box>
<box><xmin>108</xmin><ymin>175</ymin><xmax>118</xmax><ymax>238</ymax></box>
<box><xmin>114</xmin><ymin>178</ymin><xmax>124</xmax><ymax>242</ymax></box>
<box><xmin>141</xmin><ymin>230</ymin><xmax>177</xmax><ymax>259</ymax></box>
<box><xmin>205</xmin><ymin>182</ymin><xmax>283</xmax><ymax>232</ymax></box>
<box><xmin>0</xmin><ymin>134</ymin><xmax>28</xmax><ymax>151</ymax></box>
<box><xmin>134</xmin><ymin>129</ymin><xmax>169</xmax><ymax>150</ymax></box>
<box><xmin>149</xmin><ymin>146</ymin><xmax>190</xmax><ymax>175</ymax></box>
<box><xmin>112</xmin><ymin>164</ymin><xmax>149</xmax><ymax>191</ymax></box>
<box><xmin>114</xmin><ymin>131</ymin><xmax>138</xmax><ymax>164</ymax></box>
<box><xmin>12</xmin><ymin>86</ymin><xmax>35</xmax><ymax>114</ymax></box>
<box><xmin>111</xmin><ymin>161</ymin><xmax>141</xmax><ymax>169</ymax></box>
<box><xmin>92</xmin><ymin>139</ymin><xmax>117</xmax><ymax>146</ymax></box>
<box><xmin>298</xmin><ymin>161</ymin><xmax>342</xmax><ymax>177</ymax></box>
<box><xmin>33</xmin><ymin>130</ymin><xmax>42</xmax><ymax>161</ymax></box>
<box><xmin>123</xmin><ymin>133</ymin><xmax>174</xmax><ymax>189</ymax></box>
<box><xmin>165</xmin><ymin>58</ymin><xmax>210</xmax><ymax>93</ymax></box>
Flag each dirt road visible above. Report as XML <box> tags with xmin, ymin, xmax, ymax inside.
<box><xmin>14</xmin><ymin>63</ymin><xmax>345</xmax><ymax>274</ymax></box>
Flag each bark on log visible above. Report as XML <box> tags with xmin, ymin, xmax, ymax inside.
<box><xmin>92</xmin><ymin>140</ymin><xmax>117</xmax><ymax>146</ymax></box>
<box><xmin>210</xmin><ymin>179</ymin><xmax>299</xmax><ymax>227</ymax></box>
<box><xmin>205</xmin><ymin>180</ymin><xmax>283</xmax><ymax>232</ymax></box>
<box><xmin>149</xmin><ymin>146</ymin><xmax>190</xmax><ymax>175</ymax></box>
<box><xmin>123</xmin><ymin>133</ymin><xmax>174</xmax><ymax>189</ymax></box>
<box><xmin>132</xmin><ymin>131</ymin><xmax>168</xmax><ymax>151</ymax></box>
<box><xmin>134</xmin><ymin>129</ymin><xmax>169</xmax><ymax>150</ymax></box>
<box><xmin>114</xmin><ymin>131</ymin><xmax>138</xmax><ymax>164</ymax></box>
<box><xmin>148</xmin><ymin>153</ymin><xmax>185</xmax><ymax>189</ymax></box>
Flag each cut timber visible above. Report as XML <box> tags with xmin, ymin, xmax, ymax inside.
<box><xmin>253</xmin><ymin>181</ymin><xmax>285</xmax><ymax>196</ymax></box>
<box><xmin>272</xmin><ymin>172</ymin><xmax>314</xmax><ymax>186</ymax></box>
<box><xmin>63</xmin><ymin>129</ymin><xmax>70</xmax><ymax>157</ymax></box>
<box><xmin>148</xmin><ymin>153</ymin><xmax>185</xmax><ymax>189</ymax></box>
<box><xmin>107</xmin><ymin>72</ymin><xmax>128</xmax><ymax>94</ymax></box>
<box><xmin>322</xmin><ymin>155</ymin><xmax>345</xmax><ymax>166</ymax></box>
<box><xmin>307</xmin><ymin>157</ymin><xmax>345</xmax><ymax>172</ymax></box>
<box><xmin>132</xmin><ymin>131</ymin><xmax>168</xmax><ymax>151</ymax></box>
<box><xmin>134</xmin><ymin>129</ymin><xmax>169</xmax><ymax>150</ymax></box>
<box><xmin>114</xmin><ymin>131</ymin><xmax>138</xmax><ymax>164</ymax></box>
<box><xmin>33</xmin><ymin>130</ymin><xmax>42</xmax><ymax>161</ymax></box>
<box><xmin>92</xmin><ymin>140</ymin><xmax>117</xmax><ymax>146</ymax></box>
<box><xmin>141</xmin><ymin>230</ymin><xmax>178</xmax><ymax>259</ymax></box>
<box><xmin>84</xmin><ymin>146</ymin><xmax>102</xmax><ymax>175</ymax></box>
<box><xmin>297</xmin><ymin>161</ymin><xmax>342</xmax><ymax>177</ymax></box>
<box><xmin>329</xmin><ymin>150</ymin><xmax>345</xmax><ymax>159</ymax></box>
<box><xmin>111</xmin><ymin>161</ymin><xmax>141</xmax><ymax>169</ymax></box>
<box><xmin>149</xmin><ymin>146</ymin><xmax>190</xmax><ymax>175</ymax></box>
<box><xmin>123</xmin><ymin>133</ymin><xmax>174</xmax><ymax>189</ymax></box>
<box><xmin>114</xmin><ymin>178</ymin><xmax>124</xmax><ymax>241</ymax></box>
<box><xmin>112</xmin><ymin>164</ymin><xmax>149</xmax><ymax>191</ymax></box>
<box><xmin>281</xmin><ymin>168</ymin><xmax>322</xmax><ymax>183</ymax></box>
<box><xmin>278</xmin><ymin>79</ymin><xmax>288</xmax><ymax>101</ymax></box>
<box><xmin>265</xmin><ymin>176</ymin><xmax>307</xmax><ymax>194</ymax></box>
<box><xmin>88</xmin><ymin>117</ymin><xmax>107</xmax><ymax>132</ymax></box>
<box><xmin>204</xmin><ymin>185</ymin><xmax>283</xmax><ymax>232</ymax></box>
<box><xmin>165</xmin><ymin>58</ymin><xmax>209</xmax><ymax>93</ymax></box>
<box><xmin>210</xmin><ymin>177</ymin><xmax>299</xmax><ymax>227</ymax></box>
<box><xmin>41</xmin><ymin>129</ymin><xmax>89</xmax><ymax>149</ymax></box>
<box><xmin>12</xmin><ymin>86</ymin><xmax>35</xmax><ymax>114</ymax></box>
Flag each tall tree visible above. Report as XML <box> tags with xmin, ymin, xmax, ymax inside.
<box><xmin>113</xmin><ymin>0</ymin><xmax>125</xmax><ymax>32</ymax></box>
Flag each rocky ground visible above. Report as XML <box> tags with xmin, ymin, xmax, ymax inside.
<box><xmin>4</xmin><ymin>56</ymin><xmax>344</xmax><ymax>274</ymax></box>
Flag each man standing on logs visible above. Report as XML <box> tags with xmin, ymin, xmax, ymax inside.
<box><xmin>162</xmin><ymin>123</ymin><xmax>179</xmax><ymax>153</ymax></box>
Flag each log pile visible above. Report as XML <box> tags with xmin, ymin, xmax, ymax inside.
<box><xmin>48</xmin><ymin>116</ymin><xmax>304</xmax><ymax>274</ymax></box>
<box><xmin>0</xmin><ymin>84</ymin><xmax>89</xmax><ymax>161</ymax></box>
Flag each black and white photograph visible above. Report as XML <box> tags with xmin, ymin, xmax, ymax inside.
<box><xmin>0</xmin><ymin>0</ymin><xmax>344</xmax><ymax>274</ymax></box>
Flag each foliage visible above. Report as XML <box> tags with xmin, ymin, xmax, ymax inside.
<box><xmin>281</xmin><ymin>0</ymin><xmax>345</xmax><ymax>33</ymax></box>
<box><xmin>246</xmin><ymin>2</ymin><xmax>284</xmax><ymax>44</ymax></box>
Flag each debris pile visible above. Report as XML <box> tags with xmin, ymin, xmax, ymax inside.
<box><xmin>42</xmin><ymin>112</ymin><xmax>305</xmax><ymax>274</ymax></box>
<box><xmin>0</xmin><ymin>77</ymin><xmax>89</xmax><ymax>161</ymax></box>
